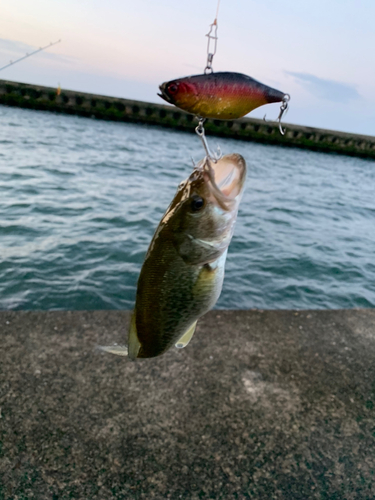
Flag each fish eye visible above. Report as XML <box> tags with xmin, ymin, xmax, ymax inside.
<box><xmin>190</xmin><ymin>195</ymin><xmax>205</xmax><ymax>212</ymax></box>
<box><xmin>167</xmin><ymin>83</ymin><xmax>178</xmax><ymax>95</ymax></box>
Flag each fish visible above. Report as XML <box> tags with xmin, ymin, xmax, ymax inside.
<box><xmin>158</xmin><ymin>71</ymin><xmax>288</xmax><ymax>120</ymax></box>
<box><xmin>100</xmin><ymin>153</ymin><xmax>247</xmax><ymax>359</ymax></box>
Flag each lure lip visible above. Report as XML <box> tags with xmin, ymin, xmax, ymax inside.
<box><xmin>158</xmin><ymin>82</ymin><xmax>171</xmax><ymax>104</ymax></box>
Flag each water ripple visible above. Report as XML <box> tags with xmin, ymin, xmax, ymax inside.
<box><xmin>0</xmin><ymin>105</ymin><xmax>375</xmax><ymax>310</ymax></box>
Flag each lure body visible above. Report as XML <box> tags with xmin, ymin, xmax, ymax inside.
<box><xmin>159</xmin><ymin>72</ymin><xmax>287</xmax><ymax>120</ymax></box>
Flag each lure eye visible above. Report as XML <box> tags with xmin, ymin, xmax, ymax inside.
<box><xmin>167</xmin><ymin>83</ymin><xmax>178</xmax><ymax>95</ymax></box>
<box><xmin>191</xmin><ymin>195</ymin><xmax>205</xmax><ymax>212</ymax></box>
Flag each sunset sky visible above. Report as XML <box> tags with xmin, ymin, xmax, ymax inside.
<box><xmin>1</xmin><ymin>0</ymin><xmax>374</xmax><ymax>135</ymax></box>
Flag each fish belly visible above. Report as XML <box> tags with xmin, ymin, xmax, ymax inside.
<box><xmin>133</xmin><ymin>247</ymin><xmax>226</xmax><ymax>358</ymax></box>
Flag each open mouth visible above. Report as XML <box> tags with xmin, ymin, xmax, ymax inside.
<box><xmin>206</xmin><ymin>155</ymin><xmax>246</xmax><ymax>202</ymax></box>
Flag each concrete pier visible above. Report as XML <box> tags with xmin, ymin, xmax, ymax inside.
<box><xmin>1</xmin><ymin>309</ymin><xmax>374</xmax><ymax>499</ymax></box>
<box><xmin>1</xmin><ymin>79</ymin><xmax>375</xmax><ymax>160</ymax></box>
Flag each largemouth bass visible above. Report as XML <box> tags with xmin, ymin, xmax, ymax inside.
<box><xmin>101</xmin><ymin>153</ymin><xmax>246</xmax><ymax>359</ymax></box>
<box><xmin>158</xmin><ymin>72</ymin><xmax>288</xmax><ymax>120</ymax></box>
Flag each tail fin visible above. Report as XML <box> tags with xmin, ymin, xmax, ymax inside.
<box><xmin>97</xmin><ymin>311</ymin><xmax>141</xmax><ymax>359</ymax></box>
<box><xmin>128</xmin><ymin>311</ymin><xmax>141</xmax><ymax>359</ymax></box>
<box><xmin>97</xmin><ymin>344</ymin><xmax>128</xmax><ymax>356</ymax></box>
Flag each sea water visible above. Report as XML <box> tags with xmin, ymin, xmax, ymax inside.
<box><xmin>1</xmin><ymin>105</ymin><xmax>374</xmax><ymax>310</ymax></box>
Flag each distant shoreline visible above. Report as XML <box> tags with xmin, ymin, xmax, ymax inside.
<box><xmin>1</xmin><ymin>78</ymin><xmax>375</xmax><ymax>160</ymax></box>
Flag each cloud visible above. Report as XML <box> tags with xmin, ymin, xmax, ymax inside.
<box><xmin>285</xmin><ymin>71</ymin><xmax>360</xmax><ymax>103</ymax></box>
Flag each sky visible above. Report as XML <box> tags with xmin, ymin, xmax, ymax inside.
<box><xmin>1</xmin><ymin>0</ymin><xmax>375</xmax><ymax>136</ymax></box>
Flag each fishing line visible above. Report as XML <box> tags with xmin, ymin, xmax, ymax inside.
<box><xmin>215</xmin><ymin>0</ymin><xmax>221</xmax><ymax>21</ymax></box>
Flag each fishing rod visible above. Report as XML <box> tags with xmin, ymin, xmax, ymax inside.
<box><xmin>0</xmin><ymin>39</ymin><xmax>61</xmax><ymax>72</ymax></box>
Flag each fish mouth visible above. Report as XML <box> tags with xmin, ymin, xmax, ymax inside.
<box><xmin>158</xmin><ymin>83</ymin><xmax>171</xmax><ymax>104</ymax></box>
<box><xmin>203</xmin><ymin>154</ymin><xmax>246</xmax><ymax>209</ymax></box>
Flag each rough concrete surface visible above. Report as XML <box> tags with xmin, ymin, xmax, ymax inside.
<box><xmin>0</xmin><ymin>309</ymin><xmax>374</xmax><ymax>499</ymax></box>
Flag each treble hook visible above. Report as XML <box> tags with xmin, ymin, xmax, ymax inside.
<box><xmin>263</xmin><ymin>94</ymin><xmax>291</xmax><ymax>136</ymax></box>
<box><xmin>195</xmin><ymin>118</ymin><xmax>222</xmax><ymax>162</ymax></box>
<box><xmin>277</xmin><ymin>94</ymin><xmax>290</xmax><ymax>136</ymax></box>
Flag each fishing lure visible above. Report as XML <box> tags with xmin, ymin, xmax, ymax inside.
<box><xmin>159</xmin><ymin>71</ymin><xmax>289</xmax><ymax>121</ymax></box>
<box><xmin>159</xmin><ymin>7</ymin><xmax>290</xmax><ymax>142</ymax></box>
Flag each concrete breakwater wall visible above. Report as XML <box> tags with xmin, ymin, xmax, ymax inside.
<box><xmin>1</xmin><ymin>78</ymin><xmax>375</xmax><ymax>160</ymax></box>
<box><xmin>1</xmin><ymin>309</ymin><xmax>375</xmax><ymax>499</ymax></box>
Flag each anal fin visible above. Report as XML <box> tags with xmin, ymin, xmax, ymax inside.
<box><xmin>175</xmin><ymin>321</ymin><xmax>197</xmax><ymax>349</ymax></box>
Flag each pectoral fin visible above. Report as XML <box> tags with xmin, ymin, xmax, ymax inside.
<box><xmin>175</xmin><ymin>321</ymin><xmax>197</xmax><ymax>349</ymax></box>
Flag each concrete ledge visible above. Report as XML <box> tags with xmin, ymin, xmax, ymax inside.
<box><xmin>1</xmin><ymin>309</ymin><xmax>374</xmax><ymax>499</ymax></box>
<box><xmin>1</xmin><ymin>79</ymin><xmax>375</xmax><ymax>160</ymax></box>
